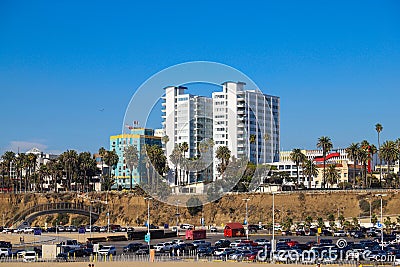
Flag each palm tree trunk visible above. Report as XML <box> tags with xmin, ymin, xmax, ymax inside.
<box><xmin>130</xmin><ymin>171</ymin><xmax>133</xmax><ymax>192</ymax></box>
<box><xmin>379</xmin><ymin>133</ymin><xmax>382</xmax><ymax>186</ymax></box>
<box><xmin>323</xmin><ymin>156</ymin><xmax>326</xmax><ymax>188</ymax></box>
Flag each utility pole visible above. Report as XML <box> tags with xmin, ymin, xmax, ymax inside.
<box><xmin>144</xmin><ymin>197</ymin><xmax>152</xmax><ymax>251</ymax></box>
<box><xmin>243</xmin><ymin>198</ymin><xmax>250</xmax><ymax>240</ymax></box>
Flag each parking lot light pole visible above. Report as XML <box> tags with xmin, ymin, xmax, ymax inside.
<box><xmin>175</xmin><ymin>200</ymin><xmax>180</xmax><ymax>237</ymax></box>
<box><xmin>271</xmin><ymin>192</ymin><xmax>275</xmax><ymax>262</ymax></box>
<box><xmin>376</xmin><ymin>194</ymin><xmax>387</xmax><ymax>249</ymax></box>
<box><xmin>368</xmin><ymin>198</ymin><xmax>372</xmax><ymax>224</ymax></box>
<box><xmin>89</xmin><ymin>201</ymin><xmax>94</xmax><ymax>238</ymax></box>
<box><xmin>243</xmin><ymin>198</ymin><xmax>250</xmax><ymax>240</ymax></box>
<box><xmin>144</xmin><ymin>197</ymin><xmax>153</xmax><ymax>251</ymax></box>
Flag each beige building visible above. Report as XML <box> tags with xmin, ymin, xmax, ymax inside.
<box><xmin>313</xmin><ymin>161</ymin><xmax>349</xmax><ymax>188</ymax></box>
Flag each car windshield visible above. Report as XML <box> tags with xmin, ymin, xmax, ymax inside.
<box><xmin>25</xmin><ymin>252</ymin><xmax>35</xmax><ymax>256</ymax></box>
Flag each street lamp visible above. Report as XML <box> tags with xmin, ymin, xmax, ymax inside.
<box><xmin>175</xmin><ymin>200</ymin><xmax>180</xmax><ymax>237</ymax></box>
<box><xmin>271</xmin><ymin>192</ymin><xmax>276</xmax><ymax>262</ymax></box>
<box><xmin>366</xmin><ymin>197</ymin><xmax>372</xmax><ymax>225</ymax></box>
<box><xmin>243</xmin><ymin>198</ymin><xmax>250</xmax><ymax>240</ymax></box>
<box><xmin>144</xmin><ymin>197</ymin><xmax>153</xmax><ymax>251</ymax></box>
<box><xmin>105</xmin><ymin>192</ymin><xmax>110</xmax><ymax>234</ymax></box>
<box><xmin>89</xmin><ymin>200</ymin><xmax>94</xmax><ymax>238</ymax></box>
<box><xmin>376</xmin><ymin>194</ymin><xmax>387</xmax><ymax>249</ymax></box>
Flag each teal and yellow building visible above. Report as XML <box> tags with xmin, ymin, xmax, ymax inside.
<box><xmin>109</xmin><ymin>128</ymin><xmax>161</xmax><ymax>189</ymax></box>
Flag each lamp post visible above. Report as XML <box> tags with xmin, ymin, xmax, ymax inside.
<box><xmin>271</xmin><ymin>192</ymin><xmax>276</xmax><ymax>262</ymax></box>
<box><xmin>89</xmin><ymin>200</ymin><xmax>94</xmax><ymax>238</ymax></box>
<box><xmin>243</xmin><ymin>198</ymin><xmax>250</xmax><ymax>240</ymax></box>
<box><xmin>175</xmin><ymin>200</ymin><xmax>180</xmax><ymax>237</ymax></box>
<box><xmin>106</xmin><ymin>191</ymin><xmax>110</xmax><ymax>233</ymax></box>
<box><xmin>366</xmin><ymin>197</ymin><xmax>372</xmax><ymax>225</ymax></box>
<box><xmin>376</xmin><ymin>194</ymin><xmax>387</xmax><ymax>249</ymax></box>
<box><xmin>144</xmin><ymin>197</ymin><xmax>152</xmax><ymax>251</ymax></box>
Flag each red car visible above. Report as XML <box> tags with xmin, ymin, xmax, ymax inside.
<box><xmin>286</xmin><ymin>240</ymin><xmax>299</xmax><ymax>247</ymax></box>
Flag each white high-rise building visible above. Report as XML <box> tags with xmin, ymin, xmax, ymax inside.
<box><xmin>212</xmin><ymin>82</ymin><xmax>280</xmax><ymax>178</ymax></box>
<box><xmin>162</xmin><ymin>86</ymin><xmax>213</xmax><ymax>184</ymax></box>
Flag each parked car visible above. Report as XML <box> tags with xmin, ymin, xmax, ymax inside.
<box><xmin>23</xmin><ymin>251</ymin><xmax>37</xmax><ymax>262</ymax></box>
<box><xmin>180</xmin><ymin>224</ymin><xmax>194</xmax><ymax>229</ymax></box>
<box><xmin>210</xmin><ymin>226</ymin><xmax>218</xmax><ymax>232</ymax></box>
<box><xmin>254</xmin><ymin>239</ymin><xmax>269</xmax><ymax>246</ymax></box>
<box><xmin>123</xmin><ymin>242</ymin><xmax>143</xmax><ymax>253</ymax></box>
<box><xmin>98</xmin><ymin>246</ymin><xmax>116</xmax><ymax>256</ymax></box>
<box><xmin>214</xmin><ymin>247</ymin><xmax>234</xmax><ymax>256</ymax></box>
<box><xmin>197</xmin><ymin>246</ymin><xmax>214</xmax><ymax>257</ymax></box>
<box><xmin>248</xmin><ymin>225</ymin><xmax>259</xmax><ymax>233</ymax></box>
<box><xmin>149</xmin><ymin>224</ymin><xmax>159</xmax><ymax>229</ymax></box>
<box><xmin>215</xmin><ymin>239</ymin><xmax>231</xmax><ymax>248</ymax></box>
<box><xmin>353</xmin><ymin>231</ymin><xmax>366</xmax><ymax>238</ymax></box>
<box><xmin>295</xmin><ymin>230</ymin><xmax>305</xmax><ymax>236</ymax></box>
<box><xmin>0</xmin><ymin>248</ymin><xmax>11</xmax><ymax>258</ymax></box>
<box><xmin>192</xmin><ymin>240</ymin><xmax>211</xmax><ymax>247</ymax></box>
<box><xmin>135</xmin><ymin>245</ymin><xmax>150</xmax><ymax>255</ymax></box>
<box><xmin>0</xmin><ymin>241</ymin><xmax>12</xmax><ymax>249</ymax></box>
<box><xmin>154</xmin><ymin>242</ymin><xmax>174</xmax><ymax>252</ymax></box>
<box><xmin>333</xmin><ymin>230</ymin><xmax>347</xmax><ymax>237</ymax></box>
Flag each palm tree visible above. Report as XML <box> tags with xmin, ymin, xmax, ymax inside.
<box><xmin>215</xmin><ymin>146</ymin><xmax>231</xmax><ymax>177</ymax></box>
<box><xmin>290</xmin><ymin>149</ymin><xmax>306</xmax><ymax>187</ymax></box>
<box><xmin>124</xmin><ymin>145</ymin><xmax>139</xmax><ymax>191</ymax></box>
<box><xmin>161</xmin><ymin>135</ymin><xmax>169</xmax><ymax>147</ymax></box>
<box><xmin>302</xmin><ymin>159</ymin><xmax>318</xmax><ymax>188</ymax></box>
<box><xmin>37</xmin><ymin>164</ymin><xmax>49</xmax><ymax>192</ymax></box>
<box><xmin>317</xmin><ymin>136</ymin><xmax>333</xmax><ymax>188</ymax></box>
<box><xmin>326</xmin><ymin>164</ymin><xmax>340</xmax><ymax>188</ymax></box>
<box><xmin>104</xmin><ymin>150</ymin><xmax>119</xmax><ymax>191</ymax></box>
<box><xmin>1</xmin><ymin>151</ymin><xmax>15</xmax><ymax>190</ymax></box>
<box><xmin>368</xmin><ymin>144</ymin><xmax>378</xmax><ymax>188</ymax></box>
<box><xmin>60</xmin><ymin>150</ymin><xmax>78</xmax><ymax>191</ymax></box>
<box><xmin>357</xmin><ymin>147</ymin><xmax>369</xmax><ymax>188</ymax></box>
<box><xmin>14</xmin><ymin>153</ymin><xmax>25</xmax><ymax>193</ymax></box>
<box><xmin>380</xmin><ymin>140</ymin><xmax>398</xmax><ymax>186</ymax></box>
<box><xmin>179</xmin><ymin>142</ymin><xmax>189</xmax><ymax>183</ymax></box>
<box><xmin>346</xmin><ymin>143</ymin><xmax>359</xmax><ymax>188</ymax></box>
<box><xmin>98</xmin><ymin>147</ymin><xmax>106</xmax><ymax>178</ymax></box>
<box><xmin>375</xmin><ymin>123</ymin><xmax>383</xmax><ymax>186</ymax></box>
<box><xmin>180</xmin><ymin>142</ymin><xmax>189</xmax><ymax>158</ymax></box>
<box><xmin>26</xmin><ymin>153</ymin><xmax>37</xmax><ymax>192</ymax></box>
<box><xmin>170</xmin><ymin>146</ymin><xmax>182</xmax><ymax>186</ymax></box>
<box><xmin>78</xmin><ymin>152</ymin><xmax>97</xmax><ymax>192</ymax></box>
<box><xmin>396</xmin><ymin>138</ymin><xmax>400</xmax><ymax>177</ymax></box>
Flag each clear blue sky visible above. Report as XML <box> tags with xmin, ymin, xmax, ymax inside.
<box><xmin>1</xmin><ymin>0</ymin><xmax>399</xmax><ymax>155</ymax></box>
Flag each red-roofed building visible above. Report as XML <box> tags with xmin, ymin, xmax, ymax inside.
<box><xmin>224</xmin><ymin>223</ymin><xmax>245</xmax><ymax>238</ymax></box>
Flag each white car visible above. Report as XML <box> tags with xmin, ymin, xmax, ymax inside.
<box><xmin>0</xmin><ymin>248</ymin><xmax>11</xmax><ymax>258</ymax></box>
<box><xmin>154</xmin><ymin>242</ymin><xmax>173</xmax><ymax>252</ymax></box>
<box><xmin>98</xmin><ymin>246</ymin><xmax>116</xmax><ymax>256</ymax></box>
<box><xmin>172</xmin><ymin>239</ymin><xmax>185</xmax><ymax>245</ymax></box>
<box><xmin>333</xmin><ymin>230</ymin><xmax>347</xmax><ymax>237</ymax></box>
<box><xmin>254</xmin><ymin>239</ymin><xmax>270</xmax><ymax>246</ymax></box>
<box><xmin>180</xmin><ymin>224</ymin><xmax>194</xmax><ymax>229</ymax></box>
<box><xmin>23</xmin><ymin>227</ymin><xmax>34</xmax><ymax>234</ymax></box>
<box><xmin>23</xmin><ymin>251</ymin><xmax>37</xmax><ymax>262</ymax></box>
<box><xmin>214</xmin><ymin>248</ymin><xmax>233</xmax><ymax>256</ymax></box>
